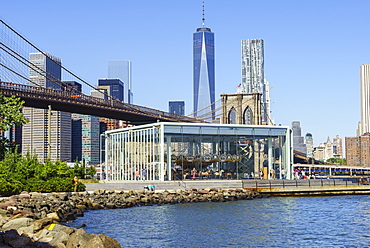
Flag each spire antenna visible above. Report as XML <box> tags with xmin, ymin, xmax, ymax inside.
<box><xmin>202</xmin><ymin>0</ymin><xmax>205</xmax><ymax>27</ymax></box>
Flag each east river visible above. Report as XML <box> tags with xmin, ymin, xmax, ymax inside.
<box><xmin>67</xmin><ymin>195</ymin><xmax>370</xmax><ymax>247</ymax></box>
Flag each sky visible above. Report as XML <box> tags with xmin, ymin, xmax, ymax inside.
<box><xmin>1</xmin><ymin>0</ymin><xmax>369</xmax><ymax>147</ymax></box>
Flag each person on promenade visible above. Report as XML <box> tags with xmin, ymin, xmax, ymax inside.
<box><xmin>270</xmin><ymin>169</ymin><xmax>276</xmax><ymax>179</ymax></box>
<box><xmin>135</xmin><ymin>170</ymin><xmax>140</xmax><ymax>181</ymax></box>
<box><xmin>142</xmin><ymin>168</ymin><xmax>147</xmax><ymax>180</ymax></box>
<box><xmin>259</xmin><ymin>170</ymin><xmax>264</xmax><ymax>179</ymax></box>
<box><xmin>192</xmin><ymin>168</ymin><xmax>197</xmax><ymax>180</ymax></box>
<box><xmin>281</xmin><ymin>169</ymin><xmax>286</xmax><ymax>179</ymax></box>
<box><xmin>73</xmin><ymin>176</ymin><xmax>78</xmax><ymax>192</ymax></box>
<box><xmin>294</xmin><ymin>169</ymin><xmax>300</xmax><ymax>180</ymax></box>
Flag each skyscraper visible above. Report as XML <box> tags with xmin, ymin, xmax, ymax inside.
<box><xmin>29</xmin><ymin>53</ymin><xmax>61</xmax><ymax>89</ymax></box>
<box><xmin>193</xmin><ymin>2</ymin><xmax>215</xmax><ymax>119</ymax></box>
<box><xmin>72</xmin><ymin>113</ymin><xmax>100</xmax><ymax>165</ymax></box>
<box><xmin>241</xmin><ymin>39</ymin><xmax>270</xmax><ymax>124</ymax></box>
<box><xmin>304</xmin><ymin>133</ymin><xmax>314</xmax><ymax>156</ymax></box>
<box><xmin>98</xmin><ymin>79</ymin><xmax>124</xmax><ymax>102</ymax></box>
<box><xmin>169</xmin><ymin>101</ymin><xmax>185</xmax><ymax>115</ymax></box>
<box><xmin>292</xmin><ymin>121</ymin><xmax>307</xmax><ymax>154</ymax></box>
<box><xmin>108</xmin><ymin>60</ymin><xmax>133</xmax><ymax>104</ymax></box>
<box><xmin>22</xmin><ymin>53</ymin><xmax>71</xmax><ymax>163</ymax></box>
<box><xmin>360</xmin><ymin>64</ymin><xmax>370</xmax><ymax>135</ymax></box>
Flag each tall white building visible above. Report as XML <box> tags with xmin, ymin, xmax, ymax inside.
<box><xmin>108</xmin><ymin>60</ymin><xmax>133</xmax><ymax>104</ymax></box>
<box><xmin>360</xmin><ymin>64</ymin><xmax>370</xmax><ymax>135</ymax></box>
<box><xmin>22</xmin><ymin>53</ymin><xmax>71</xmax><ymax>163</ymax></box>
<box><xmin>241</xmin><ymin>39</ymin><xmax>270</xmax><ymax>124</ymax></box>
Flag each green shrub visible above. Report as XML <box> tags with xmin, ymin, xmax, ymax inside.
<box><xmin>0</xmin><ymin>178</ymin><xmax>23</xmax><ymax>196</ymax></box>
<box><xmin>24</xmin><ymin>178</ymin><xmax>86</xmax><ymax>193</ymax></box>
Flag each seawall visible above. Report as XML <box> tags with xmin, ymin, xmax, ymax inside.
<box><xmin>86</xmin><ymin>178</ymin><xmax>370</xmax><ymax>196</ymax></box>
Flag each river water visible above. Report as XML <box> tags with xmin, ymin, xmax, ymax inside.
<box><xmin>66</xmin><ymin>195</ymin><xmax>370</xmax><ymax>247</ymax></box>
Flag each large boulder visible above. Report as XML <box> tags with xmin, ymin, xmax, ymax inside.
<box><xmin>65</xmin><ymin>228</ymin><xmax>96</xmax><ymax>248</ymax></box>
<box><xmin>33</xmin><ymin>218</ymin><xmax>53</xmax><ymax>233</ymax></box>
<box><xmin>1</xmin><ymin>217</ymin><xmax>34</xmax><ymax>232</ymax></box>
<box><xmin>84</xmin><ymin>233</ymin><xmax>121</xmax><ymax>248</ymax></box>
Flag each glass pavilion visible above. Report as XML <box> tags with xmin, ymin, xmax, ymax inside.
<box><xmin>104</xmin><ymin>122</ymin><xmax>292</xmax><ymax>181</ymax></box>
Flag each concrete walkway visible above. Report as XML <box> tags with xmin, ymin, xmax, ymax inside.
<box><xmin>84</xmin><ymin>178</ymin><xmax>370</xmax><ymax>196</ymax></box>
<box><xmin>85</xmin><ymin>179</ymin><xmax>243</xmax><ymax>191</ymax></box>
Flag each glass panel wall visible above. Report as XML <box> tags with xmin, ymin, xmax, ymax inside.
<box><xmin>105</xmin><ymin>125</ymin><xmax>162</xmax><ymax>181</ymax></box>
<box><xmin>105</xmin><ymin>123</ymin><xmax>291</xmax><ymax>181</ymax></box>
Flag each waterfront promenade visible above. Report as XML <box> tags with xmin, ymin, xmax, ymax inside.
<box><xmin>85</xmin><ymin>178</ymin><xmax>370</xmax><ymax>196</ymax></box>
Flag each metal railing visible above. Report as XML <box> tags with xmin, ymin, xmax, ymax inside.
<box><xmin>0</xmin><ymin>82</ymin><xmax>203</xmax><ymax>123</ymax></box>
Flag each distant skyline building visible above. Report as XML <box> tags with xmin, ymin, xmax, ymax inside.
<box><xmin>333</xmin><ymin>135</ymin><xmax>343</xmax><ymax>158</ymax></box>
<box><xmin>323</xmin><ymin>137</ymin><xmax>333</xmax><ymax>159</ymax></box>
<box><xmin>98</xmin><ymin>79</ymin><xmax>124</xmax><ymax>102</ymax></box>
<box><xmin>193</xmin><ymin>2</ymin><xmax>215</xmax><ymax>119</ymax></box>
<box><xmin>360</xmin><ymin>64</ymin><xmax>370</xmax><ymax>135</ymax></box>
<box><xmin>169</xmin><ymin>101</ymin><xmax>185</xmax><ymax>115</ymax></box>
<box><xmin>304</xmin><ymin>133</ymin><xmax>314</xmax><ymax>156</ymax></box>
<box><xmin>23</xmin><ymin>53</ymin><xmax>71</xmax><ymax>163</ymax></box>
<box><xmin>241</xmin><ymin>39</ymin><xmax>270</xmax><ymax>124</ymax></box>
<box><xmin>29</xmin><ymin>53</ymin><xmax>61</xmax><ymax>89</ymax></box>
<box><xmin>63</xmin><ymin>81</ymin><xmax>82</xmax><ymax>93</ymax></box>
<box><xmin>108</xmin><ymin>60</ymin><xmax>133</xmax><ymax>104</ymax></box>
<box><xmin>292</xmin><ymin>121</ymin><xmax>307</xmax><ymax>154</ymax></box>
<box><xmin>346</xmin><ymin>135</ymin><xmax>370</xmax><ymax>167</ymax></box>
<box><xmin>72</xmin><ymin>113</ymin><xmax>100</xmax><ymax>165</ymax></box>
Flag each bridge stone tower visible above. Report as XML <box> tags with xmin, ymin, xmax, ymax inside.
<box><xmin>221</xmin><ymin>92</ymin><xmax>265</xmax><ymax>178</ymax></box>
<box><xmin>221</xmin><ymin>92</ymin><xmax>262</xmax><ymax>125</ymax></box>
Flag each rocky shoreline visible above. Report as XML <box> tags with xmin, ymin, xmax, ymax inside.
<box><xmin>0</xmin><ymin>187</ymin><xmax>259</xmax><ymax>247</ymax></box>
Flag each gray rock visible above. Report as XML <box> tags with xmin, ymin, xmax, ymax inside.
<box><xmin>65</xmin><ymin>228</ymin><xmax>95</xmax><ymax>248</ymax></box>
<box><xmin>84</xmin><ymin>233</ymin><xmax>122</xmax><ymax>248</ymax></box>
<box><xmin>49</xmin><ymin>231</ymin><xmax>69</xmax><ymax>246</ymax></box>
<box><xmin>33</xmin><ymin>217</ymin><xmax>53</xmax><ymax>233</ymax></box>
<box><xmin>1</xmin><ymin>217</ymin><xmax>34</xmax><ymax>231</ymax></box>
<box><xmin>8</xmin><ymin>235</ymin><xmax>32</xmax><ymax>247</ymax></box>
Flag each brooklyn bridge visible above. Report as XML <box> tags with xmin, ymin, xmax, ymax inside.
<box><xmin>0</xmin><ymin>19</ymin><xmax>212</xmax><ymax>124</ymax></box>
<box><xmin>0</xmin><ymin>19</ymin><xmax>316</xmax><ymax>164</ymax></box>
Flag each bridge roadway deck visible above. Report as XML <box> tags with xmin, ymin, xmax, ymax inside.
<box><xmin>85</xmin><ymin>179</ymin><xmax>370</xmax><ymax>196</ymax></box>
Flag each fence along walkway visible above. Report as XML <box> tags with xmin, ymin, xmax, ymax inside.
<box><xmin>242</xmin><ymin>178</ymin><xmax>370</xmax><ymax>196</ymax></box>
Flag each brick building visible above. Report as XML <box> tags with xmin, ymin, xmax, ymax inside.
<box><xmin>345</xmin><ymin>135</ymin><xmax>370</xmax><ymax>167</ymax></box>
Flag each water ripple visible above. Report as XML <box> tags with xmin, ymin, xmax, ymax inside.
<box><xmin>67</xmin><ymin>195</ymin><xmax>370</xmax><ymax>247</ymax></box>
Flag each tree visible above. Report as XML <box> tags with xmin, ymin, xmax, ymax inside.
<box><xmin>0</xmin><ymin>94</ymin><xmax>28</xmax><ymax>131</ymax></box>
<box><xmin>0</xmin><ymin>94</ymin><xmax>28</xmax><ymax>160</ymax></box>
<box><xmin>326</xmin><ymin>158</ymin><xmax>346</xmax><ymax>165</ymax></box>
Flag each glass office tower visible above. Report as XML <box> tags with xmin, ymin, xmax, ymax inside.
<box><xmin>169</xmin><ymin>101</ymin><xmax>185</xmax><ymax>115</ymax></box>
<box><xmin>108</xmin><ymin>60</ymin><xmax>133</xmax><ymax>104</ymax></box>
<box><xmin>193</xmin><ymin>24</ymin><xmax>215</xmax><ymax>120</ymax></box>
<box><xmin>98</xmin><ymin>79</ymin><xmax>124</xmax><ymax>102</ymax></box>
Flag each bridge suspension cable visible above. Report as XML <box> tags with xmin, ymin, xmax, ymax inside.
<box><xmin>186</xmin><ymin>98</ymin><xmax>221</xmax><ymax>119</ymax></box>
<box><xmin>1</xmin><ymin>19</ymin><xmax>202</xmax><ymax>123</ymax></box>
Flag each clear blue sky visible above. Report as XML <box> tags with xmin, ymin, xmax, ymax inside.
<box><xmin>1</xmin><ymin>0</ymin><xmax>369</xmax><ymax>147</ymax></box>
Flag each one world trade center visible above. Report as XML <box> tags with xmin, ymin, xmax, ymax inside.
<box><xmin>193</xmin><ymin>2</ymin><xmax>215</xmax><ymax>120</ymax></box>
